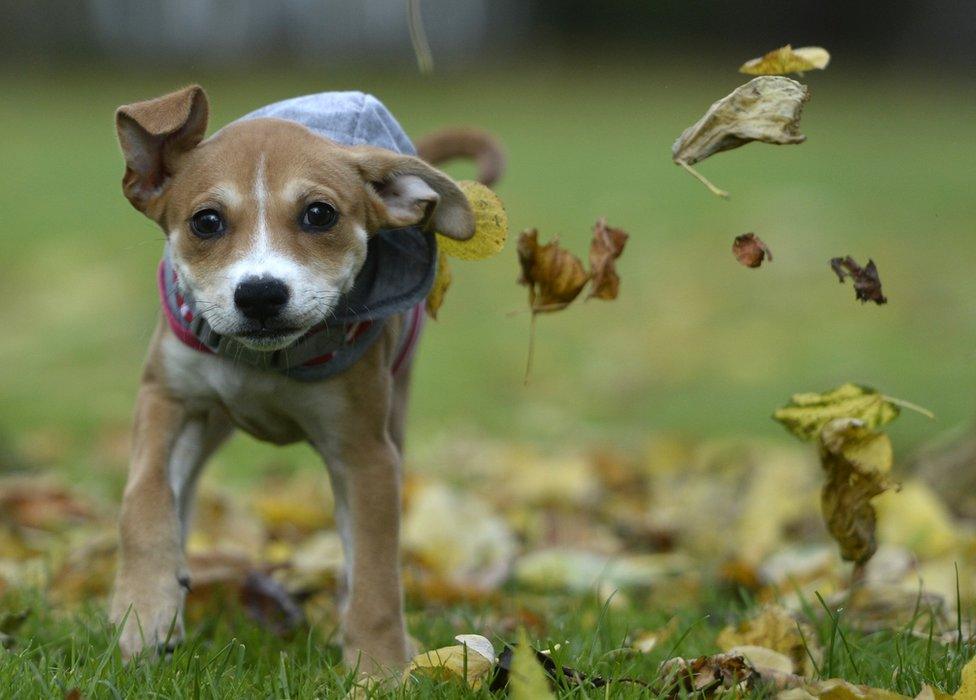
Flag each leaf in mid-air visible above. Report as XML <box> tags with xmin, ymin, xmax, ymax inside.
<box><xmin>818</xmin><ymin>417</ymin><xmax>895</xmax><ymax>565</ymax></box>
<box><xmin>830</xmin><ymin>256</ymin><xmax>887</xmax><ymax>305</ymax></box>
<box><xmin>426</xmin><ymin>252</ymin><xmax>452</xmax><ymax>319</ymax></box>
<box><xmin>588</xmin><ymin>218</ymin><xmax>629</xmax><ymax>300</ymax></box>
<box><xmin>672</xmin><ymin>77</ymin><xmax>810</xmax><ymax>198</ymax></box>
<box><xmin>436</xmin><ymin>180</ymin><xmax>508</xmax><ymax>261</ymax></box>
<box><xmin>740</xmin><ymin>45</ymin><xmax>831</xmax><ymax>76</ymax></box>
<box><xmin>732</xmin><ymin>233</ymin><xmax>772</xmax><ymax>268</ymax></box>
<box><xmin>773</xmin><ymin>383</ymin><xmax>903</xmax><ymax>441</ymax></box>
<box><xmin>517</xmin><ymin>229</ymin><xmax>590</xmax><ymax>312</ymax></box>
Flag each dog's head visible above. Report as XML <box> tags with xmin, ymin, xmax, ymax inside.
<box><xmin>116</xmin><ymin>85</ymin><xmax>473</xmax><ymax>350</ymax></box>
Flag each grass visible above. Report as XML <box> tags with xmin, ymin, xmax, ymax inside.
<box><xmin>1</xmin><ymin>56</ymin><xmax>975</xmax><ymax>696</ymax></box>
<box><xmin>2</xmin><ymin>588</ymin><xmax>974</xmax><ymax>698</ymax></box>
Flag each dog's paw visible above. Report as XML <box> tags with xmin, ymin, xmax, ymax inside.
<box><xmin>110</xmin><ymin>577</ymin><xmax>185</xmax><ymax>661</ymax></box>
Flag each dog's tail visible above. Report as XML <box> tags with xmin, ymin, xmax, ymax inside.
<box><xmin>415</xmin><ymin>128</ymin><xmax>506</xmax><ymax>187</ymax></box>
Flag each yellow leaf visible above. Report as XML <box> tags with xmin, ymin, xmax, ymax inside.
<box><xmin>510</xmin><ymin>629</ymin><xmax>555</xmax><ymax>700</ymax></box>
<box><xmin>955</xmin><ymin>655</ymin><xmax>976</xmax><ymax>700</ymax></box>
<box><xmin>403</xmin><ymin>634</ymin><xmax>496</xmax><ymax>689</ymax></box>
<box><xmin>717</xmin><ymin>605</ymin><xmax>822</xmax><ymax>676</ymax></box>
<box><xmin>774</xmin><ymin>383</ymin><xmax>903</xmax><ymax>442</ymax></box>
<box><xmin>740</xmin><ymin>45</ymin><xmax>831</xmax><ymax>75</ymax></box>
<box><xmin>672</xmin><ymin>77</ymin><xmax>809</xmax><ymax>198</ymax></box>
<box><xmin>819</xmin><ymin>418</ymin><xmax>895</xmax><ymax>564</ymax></box>
<box><xmin>727</xmin><ymin>645</ymin><xmax>794</xmax><ymax>675</ymax></box>
<box><xmin>436</xmin><ymin>180</ymin><xmax>508</xmax><ymax>260</ymax></box>
<box><xmin>426</xmin><ymin>252</ymin><xmax>452</xmax><ymax>319</ymax></box>
<box><xmin>782</xmin><ymin>678</ymin><xmax>910</xmax><ymax>700</ymax></box>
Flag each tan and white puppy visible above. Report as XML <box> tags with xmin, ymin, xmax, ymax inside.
<box><xmin>108</xmin><ymin>85</ymin><xmax>502</xmax><ymax>674</ymax></box>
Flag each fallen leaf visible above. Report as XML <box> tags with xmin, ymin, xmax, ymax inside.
<box><xmin>733</xmin><ymin>233</ymin><xmax>773</xmax><ymax>268</ymax></box>
<box><xmin>740</xmin><ymin>45</ymin><xmax>831</xmax><ymax>76</ymax></box>
<box><xmin>779</xmin><ymin>678</ymin><xmax>910</xmax><ymax>700</ymax></box>
<box><xmin>588</xmin><ymin>218</ymin><xmax>629</xmax><ymax>300</ymax></box>
<box><xmin>828</xmin><ymin>583</ymin><xmax>950</xmax><ymax>635</ymax></box>
<box><xmin>631</xmin><ymin>617</ymin><xmax>679</xmax><ymax>654</ymax></box>
<box><xmin>955</xmin><ymin>655</ymin><xmax>976</xmax><ymax>700</ymax></box>
<box><xmin>401</xmin><ymin>481</ymin><xmax>516</xmax><ymax>592</ymax></box>
<box><xmin>728</xmin><ymin>645</ymin><xmax>794</xmax><ymax>675</ymax></box>
<box><xmin>660</xmin><ymin>652</ymin><xmax>760</xmax><ymax>696</ymax></box>
<box><xmin>773</xmin><ymin>383</ymin><xmax>904</xmax><ymax>442</ymax></box>
<box><xmin>508</xmin><ymin>630</ymin><xmax>556</xmax><ymax>700</ymax></box>
<box><xmin>716</xmin><ymin>605</ymin><xmax>823</xmax><ymax>676</ymax></box>
<box><xmin>672</xmin><ymin>77</ymin><xmax>810</xmax><ymax>198</ymax></box>
<box><xmin>819</xmin><ymin>418</ymin><xmax>895</xmax><ymax>565</ymax></box>
<box><xmin>426</xmin><ymin>251</ymin><xmax>451</xmax><ymax>318</ymax></box>
<box><xmin>830</xmin><ymin>256</ymin><xmax>887</xmax><ymax>305</ymax></box>
<box><xmin>403</xmin><ymin>634</ymin><xmax>496</xmax><ymax>689</ymax></box>
<box><xmin>436</xmin><ymin>180</ymin><xmax>508</xmax><ymax>260</ymax></box>
<box><xmin>517</xmin><ymin>229</ymin><xmax>590</xmax><ymax>312</ymax></box>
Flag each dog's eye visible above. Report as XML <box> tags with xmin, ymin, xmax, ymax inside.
<box><xmin>190</xmin><ymin>209</ymin><xmax>225</xmax><ymax>238</ymax></box>
<box><xmin>301</xmin><ymin>202</ymin><xmax>339</xmax><ymax>231</ymax></box>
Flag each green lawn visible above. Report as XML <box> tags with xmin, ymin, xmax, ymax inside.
<box><xmin>1</xmin><ymin>59</ymin><xmax>975</xmax><ymax>697</ymax></box>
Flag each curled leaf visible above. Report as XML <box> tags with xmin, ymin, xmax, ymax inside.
<box><xmin>830</xmin><ymin>256</ymin><xmax>887</xmax><ymax>305</ymax></box>
<box><xmin>732</xmin><ymin>233</ymin><xmax>772</xmax><ymax>268</ymax></box>
<box><xmin>660</xmin><ymin>652</ymin><xmax>760</xmax><ymax>695</ymax></box>
<box><xmin>588</xmin><ymin>218</ymin><xmax>629</xmax><ymax>300</ymax></box>
<box><xmin>516</xmin><ymin>229</ymin><xmax>590</xmax><ymax>312</ymax></box>
<box><xmin>426</xmin><ymin>252</ymin><xmax>452</xmax><ymax>319</ymax></box>
<box><xmin>740</xmin><ymin>45</ymin><xmax>831</xmax><ymax>76</ymax></box>
<box><xmin>819</xmin><ymin>417</ymin><xmax>895</xmax><ymax>565</ymax></box>
<box><xmin>404</xmin><ymin>635</ymin><xmax>496</xmax><ymax>689</ymax></box>
<box><xmin>773</xmin><ymin>383</ymin><xmax>902</xmax><ymax>442</ymax></box>
<box><xmin>672</xmin><ymin>77</ymin><xmax>809</xmax><ymax>198</ymax></box>
<box><xmin>437</xmin><ymin>180</ymin><xmax>508</xmax><ymax>260</ymax></box>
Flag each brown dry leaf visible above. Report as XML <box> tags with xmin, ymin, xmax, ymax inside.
<box><xmin>588</xmin><ymin>218</ymin><xmax>629</xmax><ymax>300</ymax></box>
<box><xmin>716</xmin><ymin>605</ymin><xmax>823</xmax><ymax>676</ymax></box>
<box><xmin>828</xmin><ymin>584</ymin><xmax>951</xmax><ymax>635</ymax></box>
<box><xmin>733</xmin><ymin>233</ymin><xmax>773</xmax><ymax>268</ymax></box>
<box><xmin>830</xmin><ymin>256</ymin><xmax>887</xmax><ymax>305</ymax></box>
<box><xmin>672</xmin><ymin>77</ymin><xmax>810</xmax><ymax>198</ymax></box>
<box><xmin>0</xmin><ymin>479</ymin><xmax>94</xmax><ymax>531</ymax></box>
<box><xmin>740</xmin><ymin>45</ymin><xmax>831</xmax><ymax>76</ymax></box>
<box><xmin>660</xmin><ymin>652</ymin><xmax>760</xmax><ymax>696</ymax></box>
<box><xmin>819</xmin><ymin>418</ymin><xmax>896</xmax><ymax>565</ymax></box>
<box><xmin>426</xmin><ymin>251</ymin><xmax>452</xmax><ymax>319</ymax></box>
<box><xmin>517</xmin><ymin>229</ymin><xmax>590</xmax><ymax>312</ymax></box>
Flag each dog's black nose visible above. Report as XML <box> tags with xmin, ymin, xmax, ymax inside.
<box><xmin>234</xmin><ymin>277</ymin><xmax>290</xmax><ymax>321</ymax></box>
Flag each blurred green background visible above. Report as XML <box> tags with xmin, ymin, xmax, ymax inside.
<box><xmin>1</xmin><ymin>3</ymin><xmax>975</xmax><ymax>488</ymax></box>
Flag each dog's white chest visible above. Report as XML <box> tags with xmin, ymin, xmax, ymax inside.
<box><xmin>161</xmin><ymin>334</ymin><xmax>345</xmax><ymax>445</ymax></box>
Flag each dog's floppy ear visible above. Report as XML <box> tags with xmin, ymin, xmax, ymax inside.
<box><xmin>353</xmin><ymin>147</ymin><xmax>475</xmax><ymax>240</ymax></box>
<box><xmin>116</xmin><ymin>85</ymin><xmax>209</xmax><ymax>215</ymax></box>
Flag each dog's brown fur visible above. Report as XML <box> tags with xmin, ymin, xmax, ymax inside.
<box><xmin>109</xmin><ymin>85</ymin><xmax>503</xmax><ymax>675</ymax></box>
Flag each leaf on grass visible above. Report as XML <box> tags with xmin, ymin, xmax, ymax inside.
<box><xmin>716</xmin><ymin>605</ymin><xmax>822</xmax><ymax>676</ymax></box>
<box><xmin>780</xmin><ymin>678</ymin><xmax>910</xmax><ymax>700</ymax></box>
<box><xmin>426</xmin><ymin>252</ymin><xmax>452</xmax><ymax>319</ymax></box>
<box><xmin>672</xmin><ymin>77</ymin><xmax>809</xmax><ymax>198</ymax></box>
<box><xmin>773</xmin><ymin>383</ymin><xmax>902</xmax><ymax>442</ymax></box>
<box><xmin>660</xmin><ymin>652</ymin><xmax>760</xmax><ymax>695</ymax></box>
<box><xmin>436</xmin><ymin>181</ymin><xmax>508</xmax><ymax>261</ymax></box>
<box><xmin>953</xmin><ymin>655</ymin><xmax>976</xmax><ymax>700</ymax></box>
<box><xmin>508</xmin><ymin>630</ymin><xmax>556</xmax><ymax>700</ymax></box>
<box><xmin>830</xmin><ymin>256</ymin><xmax>887</xmax><ymax>305</ymax></box>
<box><xmin>819</xmin><ymin>418</ymin><xmax>895</xmax><ymax>565</ymax></box>
<box><xmin>740</xmin><ymin>45</ymin><xmax>831</xmax><ymax>76</ymax></box>
<box><xmin>517</xmin><ymin>229</ymin><xmax>590</xmax><ymax>312</ymax></box>
<box><xmin>733</xmin><ymin>233</ymin><xmax>773</xmax><ymax>268</ymax></box>
<box><xmin>403</xmin><ymin>633</ymin><xmax>496</xmax><ymax>689</ymax></box>
<box><xmin>588</xmin><ymin>218</ymin><xmax>629</xmax><ymax>300</ymax></box>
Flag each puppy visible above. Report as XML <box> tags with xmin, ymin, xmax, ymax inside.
<box><xmin>108</xmin><ymin>86</ymin><xmax>503</xmax><ymax>673</ymax></box>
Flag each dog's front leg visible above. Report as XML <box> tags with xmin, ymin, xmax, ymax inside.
<box><xmin>320</xmin><ymin>435</ymin><xmax>410</xmax><ymax>675</ymax></box>
<box><xmin>110</xmin><ymin>378</ymin><xmax>189</xmax><ymax>660</ymax></box>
